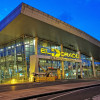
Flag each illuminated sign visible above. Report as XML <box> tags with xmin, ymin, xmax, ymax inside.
<box><xmin>41</xmin><ymin>48</ymin><xmax>79</xmax><ymax>59</ymax></box>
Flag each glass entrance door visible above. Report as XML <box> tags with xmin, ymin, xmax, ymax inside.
<box><xmin>64</xmin><ymin>61</ymin><xmax>80</xmax><ymax>79</ymax></box>
<box><xmin>39</xmin><ymin>59</ymin><xmax>61</xmax><ymax>79</ymax></box>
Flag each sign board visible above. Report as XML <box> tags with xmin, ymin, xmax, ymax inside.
<box><xmin>41</xmin><ymin>48</ymin><xmax>79</xmax><ymax>59</ymax></box>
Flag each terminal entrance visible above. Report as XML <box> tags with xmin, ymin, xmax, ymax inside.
<box><xmin>39</xmin><ymin>59</ymin><xmax>61</xmax><ymax>79</ymax></box>
<box><xmin>38</xmin><ymin>59</ymin><xmax>81</xmax><ymax>80</ymax></box>
<box><xmin>64</xmin><ymin>61</ymin><xmax>80</xmax><ymax>79</ymax></box>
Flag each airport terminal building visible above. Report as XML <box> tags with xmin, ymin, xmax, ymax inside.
<box><xmin>0</xmin><ymin>3</ymin><xmax>100</xmax><ymax>84</ymax></box>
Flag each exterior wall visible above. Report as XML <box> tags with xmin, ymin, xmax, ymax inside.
<box><xmin>81</xmin><ymin>54</ymin><xmax>94</xmax><ymax>78</ymax></box>
<box><xmin>0</xmin><ymin>37</ymin><xmax>26</xmax><ymax>83</ymax></box>
<box><xmin>30</xmin><ymin>37</ymin><xmax>95</xmax><ymax>80</ymax></box>
<box><xmin>0</xmin><ymin>3</ymin><xmax>100</xmax><ymax>61</ymax></box>
<box><xmin>94</xmin><ymin>60</ymin><xmax>100</xmax><ymax>77</ymax></box>
<box><xmin>0</xmin><ymin>36</ymin><xmax>99</xmax><ymax>84</ymax></box>
<box><xmin>0</xmin><ymin>35</ymin><xmax>35</xmax><ymax>84</ymax></box>
<box><xmin>0</xmin><ymin>3</ymin><xmax>99</xmax><ymax>84</ymax></box>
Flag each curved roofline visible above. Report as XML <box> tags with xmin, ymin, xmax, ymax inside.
<box><xmin>0</xmin><ymin>2</ymin><xmax>100</xmax><ymax>47</ymax></box>
<box><xmin>0</xmin><ymin>3</ymin><xmax>22</xmax><ymax>31</ymax></box>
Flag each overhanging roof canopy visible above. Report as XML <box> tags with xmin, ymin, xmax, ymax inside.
<box><xmin>0</xmin><ymin>3</ymin><xmax>100</xmax><ymax>61</ymax></box>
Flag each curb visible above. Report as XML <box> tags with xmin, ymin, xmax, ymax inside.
<box><xmin>0</xmin><ymin>79</ymin><xmax>97</xmax><ymax>86</ymax></box>
<box><xmin>15</xmin><ymin>83</ymin><xmax>100</xmax><ymax>100</ymax></box>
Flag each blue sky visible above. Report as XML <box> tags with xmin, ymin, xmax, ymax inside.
<box><xmin>0</xmin><ymin>0</ymin><xmax>100</xmax><ymax>41</ymax></box>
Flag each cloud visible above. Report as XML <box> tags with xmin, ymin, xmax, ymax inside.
<box><xmin>58</xmin><ymin>12</ymin><xmax>73</xmax><ymax>23</ymax></box>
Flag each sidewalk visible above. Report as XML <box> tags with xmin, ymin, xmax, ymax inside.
<box><xmin>0</xmin><ymin>80</ymin><xmax>100</xmax><ymax>100</ymax></box>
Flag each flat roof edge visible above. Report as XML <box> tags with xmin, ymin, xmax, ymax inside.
<box><xmin>0</xmin><ymin>3</ymin><xmax>100</xmax><ymax>47</ymax></box>
<box><xmin>21</xmin><ymin>3</ymin><xmax>100</xmax><ymax>47</ymax></box>
<box><xmin>0</xmin><ymin>3</ymin><xmax>22</xmax><ymax>31</ymax></box>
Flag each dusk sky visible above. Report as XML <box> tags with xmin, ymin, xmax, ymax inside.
<box><xmin>0</xmin><ymin>0</ymin><xmax>100</xmax><ymax>41</ymax></box>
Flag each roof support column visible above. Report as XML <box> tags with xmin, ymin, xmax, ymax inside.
<box><xmin>61</xmin><ymin>44</ymin><xmax>65</xmax><ymax>79</ymax></box>
<box><xmin>92</xmin><ymin>57</ymin><xmax>96</xmax><ymax>78</ymax></box>
<box><xmin>35</xmin><ymin>37</ymin><xmax>39</xmax><ymax>73</ymax></box>
<box><xmin>35</xmin><ymin>37</ymin><xmax>38</xmax><ymax>55</ymax></box>
<box><xmin>78</xmin><ymin>51</ymin><xmax>83</xmax><ymax>78</ymax></box>
<box><xmin>29</xmin><ymin>37</ymin><xmax>39</xmax><ymax>82</ymax></box>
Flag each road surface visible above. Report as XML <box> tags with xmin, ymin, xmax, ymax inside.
<box><xmin>35</xmin><ymin>85</ymin><xmax>100</xmax><ymax>100</ymax></box>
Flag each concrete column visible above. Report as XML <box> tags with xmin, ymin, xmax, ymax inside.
<box><xmin>30</xmin><ymin>55</ymin><xmax>39</xmax><ymax>82</ymax></box>
<box><xmin>29</xmin><ymin>37</ymin><xmax>38</xmax><ymax>82</ymax></box>
<box><xmin>92</xmin><ymin>57</ymin><xmax>96</xmax><ymax>78</ymax></box>
<box><xmin>80</xmin><ymin>62</ymin><xmax>83</xmax><ymax>78</ymax></box>
<box><xmin>76</xmin><ymin>62</ymin><xmax>78</xmax><ymax>79</ymax></box>
<box><xmin>61</xmin><ymin>44</ymin><xmax>65</xmax><ymax>79</ymax></box>
<box><xmin>34</xmin><ymin>37</ymin><xmax>39</xmax><ymax>73</ymax></box>
<box><xmin>61</xmin><ymin>61</ymin><xmax>65</xmax><ymax>79</ymax></box>
<box><xmin>35</xmin><ymin>37</ymin><xmax>38</xmax><ymax>55</ymax></box>
<box><xmin>78</xmin><ymin>51</ymin><xmax>83</xmax><ymax>78</ymax></box>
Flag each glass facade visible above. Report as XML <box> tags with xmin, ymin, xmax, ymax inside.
<box><xmin>37</xmin><ymin>39</ymin><xmax>97</xmax><ymax>80</ymax></box>
<box><xmin>0</xmin><ymin>38</ymin><xmax>26</xmax><ymax>83</ymax></box>
<box><xmin>38</xmin><ymin>39</ymin><xmax>61</xmax><ymax>56</ymax></box>
<box><xmin>24</xmin><ymin>36</ymin><xmax>35</xmax><ymax>76</ymax></box>
<box><xmin>94</xmin><ymin>60</ymin><xmax>100</xmax><ymax>77</ymax></box>
<box><xmin>0</xmin><ymin>36</ymin><xmax>35</xmax><ymax>84</ymax></box>
<box><xmin>81</xmin><ymin>54</ymin><xmax>93</xmax><ymax>78</ymax></box>
<box><xmin>63</xmin><ymin>47</ymin><xmax>80</xmax><ymax>79</ymax></box>
<box><xmin>64</xmin><ymin>61</ymin><xmax>80</xmax><ymax>79</ymax></box>
<box><xmin>38</xmin><ymin>39</ymin><xmax>62</xmax><ymax>79</ymax></box>
<box><xmin>0</xmin><ymin>36</ymin><xmax>99</xmax><ymax>84</ymax></box>
<box><xmin>63</xmin><ymin>47</ymin><xmax>77</xmax><ymax>54</ymax></box>
<box><xmin>39</xmin><ymin>59</ymin><xmax>61</xmax><ymax>78</ymax></box>
<box><xmin>63</xmin><ymin>47</ymin><xmax>78</xmax><ymax>59</ymax></box>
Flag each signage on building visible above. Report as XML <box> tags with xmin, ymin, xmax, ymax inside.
<box><xmin>41</xmin><ymin>48</ymin><xmax>79</xmax><ymax>59</ymax></box>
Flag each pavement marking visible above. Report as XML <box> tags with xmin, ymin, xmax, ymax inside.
<box><xmin>48</xmin><ymin>90</ymin><xmax>81</xmax><ymax>100</ymax></box>
<box><xmin>48</xmin><ymin>86</ymin><xmax>98</xmax><ymax>100</ymax></box>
